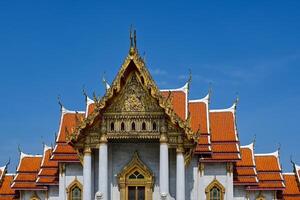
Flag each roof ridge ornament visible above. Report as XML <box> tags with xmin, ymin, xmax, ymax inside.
<box><xmin>102</xmin><ymin>72</ymin><xmax>111</xmax><ymax>91</ymax></box>
<box><xmin>129</xmin><ymin>25</ymin><xmax>138</xmax><ymax>55</ymax></box>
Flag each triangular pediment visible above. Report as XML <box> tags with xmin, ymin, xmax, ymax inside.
<box><xmin>70</xmin><ymin>47</ymin><xmax>196</xmax><ymax>151</ymax></box>
<box><xmin>104</xmin><ymin>67</ymin><xmax>164</xmax><ymax>114</ymax></box>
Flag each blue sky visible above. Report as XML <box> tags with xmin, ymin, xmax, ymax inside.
<box><xmin>0</xmin><ymin>0</ymin><xmax>299</xmax><ymax>172</ymax></box>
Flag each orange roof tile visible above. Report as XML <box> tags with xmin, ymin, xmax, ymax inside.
<box><xmin>188</xmin><ymin>97</ymin><xmax>209</xmax><ymax>134</ymax></box>
<box><xmin>85</xmin><ymin>97</ymin><xmax>95</xmax><ymax>117</ymax></box>
<box><xmin>0</xmin><ymin>173</ymin><xmax>18</xmax><ymax>199</ymax></box>
<box><xmin>210</xmin><ymin>111</ymin><xmax>237</xmax><ymax>142</ymax></box>
<box><xmin>234</xmin><ymin>144</ymin><xmax>258</xmax><ymax>185</ymax></box>
<box><xmin>248</xmin><ymin>152</ymin><xmax>285</xmax><ymax>190</ymax></box>
<box><xmin>283</xmin><ymin>173</ymin><xmax>300</xmax><ymax>198</ymax></box>
<box><xmin>201</xmin><ymin>107</ymin><xmax>240</xmax><ymax>161</ymax></box>
<box><xmin>12</xmin><ymin>153</ymin><xmax>46</xmax><ymax>191</ymax></box>
<box><xmin>51</xmin><ymin>109</ymin><xmax>83</xmax><ymax>163</ymax></box>
<box><xmin>161</xmin><ymin>84</ymin><xmax>188</xmax><ymax>120</ymax></box>
<box><xmin>37</xmin><ymin>146</ymin><xmax>59</xmax><ymax>185</ymax></box>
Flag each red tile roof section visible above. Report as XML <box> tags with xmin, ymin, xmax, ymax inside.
<box><xmin>11</xmin><ymin>153</ymin><xmax>46</xmax><ymax>190</ymax></box>
<box><xmin>36</xmin><ymin>146</ymin><xmax>59</xmax><ymax>185</ymax></box>
<box><xmin>85</xmin><ymin>96</ymin><xmax>95</xmax><ymax>118</ymax></box>
<box><xmin>201</xmin><ymin>105</ymin><xmax>240</xmax><ymax>162</ymax></box>
<box><xmin>234</xmin><ymin>144</ymin><xmax>258</xmax><ymax>185</ymax></box>
<box><xmin>283</xmin><ymin>173</ymin><xmax>300</xmax><ymax>199</ymax></box>
<box><xmin>51</xmin><ymin>108</ymin><xmax>85</xmax><ymax>163</ymax></box>
<box><xmin>0</xmin><ymin>165</ymin><xmax>18</xmax><ymax>200</ymax></box>
<box><xmin>0</xmin><ymin>173</ymin><xmax>18</xmax><ymax>200</ymax></box>
<box><xmin>189</xmin><ymin>95</ymin><xmax>211</xmax><ymax>154</ymax></box>
<box><xmin>248</xmin><ymin>152</ymin><xmax>285</xmax><ymax>190</ymax></box>
<box><xmin>161</xmin><ymin>83</ymin><xmax>188</xmax><ymax>121</ymax></box>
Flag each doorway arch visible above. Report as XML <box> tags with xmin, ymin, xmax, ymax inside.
<box><xmin>117</xmin><ymin>152</ymin><xmax>154</xmax><ymax>200</ymax></box>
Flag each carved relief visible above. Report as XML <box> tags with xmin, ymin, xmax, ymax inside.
<box><xmin>106</xmin><ymin>73</ymin><xmax>163</xmax><ymax>113</ymax></box>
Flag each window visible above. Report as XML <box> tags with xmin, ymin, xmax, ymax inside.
<box><xmin>152</xmin><ymin>122</ymin><xmax>157</xmax><ymax>131</ymax></box>
<box><xmin>129</xmin><ymin>170</ymin><xmax>145</xmax><ymax>179</ymax></box>
<box><xmin>131</xmin><ymin>122</ymin><xmax>136</xmax><ymax>131</ymax></box>
<box><xmin>121</xmin><ymin>122</ymin><xmax>125</xmax><ymax>131</ymax></box>
<box><xmin>110</xmin><ymin>122</ymin><xmax>114</xmax><ymax>131</ymax></box>
<box><xmin>142</xmin><ymin>122</ymin><xmax>146</xmax><ymax>130</ymax></box>
<box><xmin>210</xmin><ymin>187</ymin><xmax>221</xmax><ymax>200</ymax></box>
<box><xmin>71</xmin><ymin>186</ymin><xmax>82</xmax><ymax>200</ymax></box>
<box><xmin>205</xmin><ymin>179</ymin><xmax>225</xmax><ymax>200</ymax></box>
<box><xmin>67</xmin><ymin>179</ymin><xmax>83</xmax><ymax>200</ymax></box>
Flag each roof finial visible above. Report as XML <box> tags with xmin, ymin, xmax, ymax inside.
<box><xmin>208</xmin><ymin>82</ymin><xmax>213</xmax><ymax>98</ymax></box>
<box><xmin>5</xmin><ymin>157</ymin><xmax>11</xmax><ymax>168</ymax></box>
<box><xmin>253</xmin><ymin>134</ymin><xmax>257</xmax><ymax>149</ymax></box>
<box><xmin>130</xmin><ymin>25</ymin><xmax>134</xmax><ymax>48</ymax></box>
<box><xmin>129</xmin><ymin>25</ymin><xmax>137</xmax><ymax>55</ymax></box>
<box><xmin>17</xmin><ymin>144</ymin><xmax>22</xmax><ymax>154</ymax></box>
<box><xmin>82</xmin><ymin>85</ymin><xmax>88</xmax><ymax>102</ymax></box>
<box><xmin>134</xmin><ymin>29</ymin><xmax>137</xmax><ymax>48</ymax></box>
<box><xmin>102</xmin><ymin>72</ymin><xmax>110</xmax><ymax>91</ymax></box>
<box><xmin>290</xmin><ymin>155</ymin><xmax>295</xmax><ymax>165</ymax></box>
<box><xmin>277</xmin><ymin>142</ymin><xmax>281</xmax><ymax>154</ymax></box>
<box><xmin>57</xmin><ymin>95</ymin><xmax>63</xmax><ymax>111</ymax></box>
<box><xmin>54</xmin><ymin>132</ymin><xmax>57</xmax><ymax>143</ymax></box>
<box><xmin>235</xmin><ymin>92</ymin><xmax>240</xmax><ymax>105</ymax></box>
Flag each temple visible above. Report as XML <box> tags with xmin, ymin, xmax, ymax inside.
<box><xmin>0</xmin><ymin>31</ymin><xmax>299</xmax><ymax>200</ymax></box>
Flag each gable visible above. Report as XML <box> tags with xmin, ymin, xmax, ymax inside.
<box><xmin>105</xmin><ymin>69</ymin><xmax>164</xmax><ymax>114</ymax></box>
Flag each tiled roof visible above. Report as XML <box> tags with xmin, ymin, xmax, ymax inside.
<box><xmin>0</xmin><ymin>173</ymin><xmax>18</xmax><ymax>200</ymax></box>
<box><xmin>234</xmin><ymin>143</ymin><xmax>258</xmax><ymax>185</ymax></box>
<box><xmin>201</xmin><ymin>105</ymin><xmax>240</xmax><ymax>162</ymax></box>
<box><xmin>51</xmin><ymin>107</ymin><xmax>84</xmax><ymax>163</ymax></box>
<box><xmin>11</xmin><ymin>153</ymin><xmax>46</xmax><ymax>190</ymax></box>
<box><xmin>36</xmin><ymin>145</ymin><xmax>59</xmax><ymax>185</ymax></box>
<box><xmin>248</xmin><ymin>152</ymin><xmax>285</xmax><ymax>190</ymax></box>
<box><xmin>85</xmin><ymin>96</ymin><xmax>95</xmax><ymax>118</ymax></box>
<box><xmin>0</xmin><ymin>165</ymin><xmax>18</xmax><ymax>200</ymax></box>
<box><xmin>161</xmin><ymin>82</ymin><xmax>188</xmax><ymax>121</ymax></box>
<box><xmin>283</xmin><ymin>173</ymin><xmax>300</xmax><ymax>199</ymax></box>
<box><xmin>189</xmin><ymin>94</ymin><xmax>211</xmax><ymax>154</ymax></box>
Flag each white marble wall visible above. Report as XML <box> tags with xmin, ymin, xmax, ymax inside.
<box><xmin>198</xmin><ymin>163</ymin><xmax>233</xmax><ymax>200</ymax></box>
<box><xmin>48</xmin><ymin>185</ymin><xmax>59</xmax><ymax>200</ymax></box>
<box><xmin>233</xmin><ymin>185</ymin><xmax>277</xmax><ymax>200</ymax></box>
<box><xmin>58</xmin><ymin>163</ymin><xmax>83</xmax><ymax>199</ymax></box>
<box><xmin>19</xmin><ymin>190</ymin><xmax>46</xmax><ymax>200</ymax></box>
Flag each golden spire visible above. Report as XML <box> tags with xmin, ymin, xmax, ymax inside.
<box><xmin>129</xmin><ymin>25</ymin><xmax>137</xmax><ymax>55</ymax></box>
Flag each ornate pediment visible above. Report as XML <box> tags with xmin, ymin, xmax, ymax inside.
<box><xmin>70</xmin><ymin>39</ymin><xmax>196</xmax><ymax>152</ymax></box>
<box><xmin>105</xmin><ymin>72</ymin><xmax>163</xmax><ymax>114</ymax></box>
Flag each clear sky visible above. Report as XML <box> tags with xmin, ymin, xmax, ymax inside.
<box><xmin>0</xmin><ymin>0</ymin><xmax>299</xmax><ymax>172</ymax></box>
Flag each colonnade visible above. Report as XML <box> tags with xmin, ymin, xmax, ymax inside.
<box><xmin>82</xmin><ymin>135</ymin><xmax>185</xmax><ymax>200</ymax></box>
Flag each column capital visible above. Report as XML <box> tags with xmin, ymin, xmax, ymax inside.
<box><xmin>160</xmin><ymin>133</ymin><xmax>168</xmax><ymax>143</ymax></box>
<box><xmin>176</xmin><ymin>145</ymin><xmax>185</xmax><ymax>154</ymax></box>
<box><xmin>84</xmin><ymin>147</ymin><xmax>92</xmax><ymax>154</ymax></box>
<box><xmin>100</xmin><ymin>134</ymin><xmax>108</xmax><ymax>144</ymax></box>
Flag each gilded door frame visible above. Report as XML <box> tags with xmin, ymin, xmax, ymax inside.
<box><xmin>117</xmin><ymin>152</ymin><xmax>154</xmax><ymax>200</ymax></box>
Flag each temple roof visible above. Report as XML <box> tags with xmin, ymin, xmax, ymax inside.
<box><xmin>36</xmin><ymin>145</ymin><xmax>59</xmax><ymax>185</ymax></box>
<box><xmin>248</xmin><ymin>151</ymin><xmax>285</xmax><ymax>190</ymax></box>
<box><xmin>0</xmin><ymin>164</ymin><xmax>18</xmax><ymax>199</ymax></box>
<box><xmin>11</xmin><ymin>153</ymin><xmax>46</xmax><ymax>190</ymax></box>
<box><xmin>51</xmin><ymin>107</ymin><xmax>84</xmax><ymax>163</ymax></box>
<box><xmin>234</xmin><ymin>143</ymin><xmax>258</xmax><ymax>185</ymax></box>
<box><xmin>200</xmin><ymin>103</ymin><xmax>240</xmax><ymax>161</ymax></box>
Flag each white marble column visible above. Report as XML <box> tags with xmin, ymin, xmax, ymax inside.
<box><xmin>83</xmin><ymin>147</ymin><xmax>92</xmax><ymax>200</ymax></box>
<box><xmin>176</xmin><ymin>146</ymin><xmax>185</xmax><ymax>200</ymax></box>
<box><xmin>160</xmin><ymin>134</ymin><xmax>169</xmax><ymax>198</ymax></box>
<box><xmin>97</xmin><ymin>136</ymin><xmax>108</xmax><ymax>200</ymax></box>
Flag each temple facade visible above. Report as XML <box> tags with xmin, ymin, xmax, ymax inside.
<box><xmin>0</xmin><ymin>33</ymin><xmax>300</xmax><ymax>200</ymax></box>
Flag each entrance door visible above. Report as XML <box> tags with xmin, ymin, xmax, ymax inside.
<box><xmin>128</xmin><ymin>186</ymin><xmax>145</xmax><ymax>200</ymax></box>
